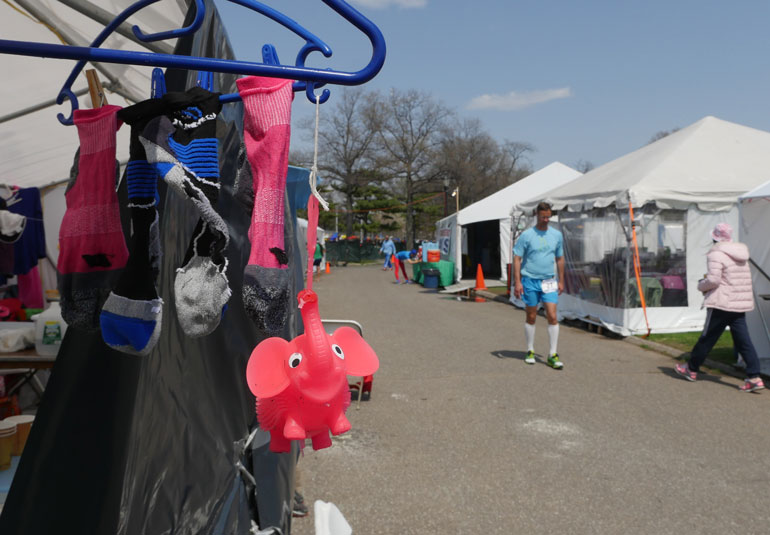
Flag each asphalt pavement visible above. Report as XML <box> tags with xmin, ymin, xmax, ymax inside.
<box><xmin>291</xmin><ymin>264</ymin><xmax>770</xmax><ymax>535</ymax></box>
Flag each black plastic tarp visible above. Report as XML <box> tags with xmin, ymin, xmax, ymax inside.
<box><xmin>0</xmin><ymin>2</ymin><xmax>302</xmax><ymax>533</ymax></box>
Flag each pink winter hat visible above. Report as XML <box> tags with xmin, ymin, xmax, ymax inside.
<box><xmin>711</xmin><ymin>222</ymin><xmax>733</xmax><ymax>242</ymax></box>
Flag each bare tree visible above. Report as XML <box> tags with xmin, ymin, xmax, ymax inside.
<box><xmin>294</xmin><ymin>88</ymin><xmax>382</xmax><ymax>236</ymax></box>
<box><xmin>374</xmin><ymin>89</ymin><xmax>453</xmax><ymax>246</ymax></box>
<box><xmin>435</xmin><ymin>119</ymin><xmax>535</xmax><ymax>209</ymax></box>
<box><xmin>574</xmin><ymin>159</ymin><xmax>595</xmax><ymax>173</ymax></box>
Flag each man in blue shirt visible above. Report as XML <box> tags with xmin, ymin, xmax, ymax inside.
<box><xmin>513</xmin><ymin>202</ymin><xmax>565</xmax><ymax>369</ymax></box>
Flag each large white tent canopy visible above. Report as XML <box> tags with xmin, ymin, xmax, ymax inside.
<box><xmin>515</xmin><ymin>116</ymin><xmax>770</xmax><ymax>336</ymax></box>
<box><xmin>739</xmin><ymin>180</ymin><xmax>770</xmax><ymax>375</ymax></box>
<box><xmin>518</xmin><ymin>116</ymin><xmax>770</xmax><ymax>213</ymax></box>
<box><xmin>1</xmin><ymin>1</ymin><xmax>188</xmax><ymax>262</ymax></box>
<box><xmin>457</xmin><ymin>162</ymin><xmax>582</xmax><ymax>226</ymax></box>
<box><xmin>0</xmin><ymin>0</ymin><xmax>188</xmax><ymax>189</ymax></box>
<box><xmin>436</xmin><ymin>162</ymin><xmax>582</xmax><ymax>282</ymax></box>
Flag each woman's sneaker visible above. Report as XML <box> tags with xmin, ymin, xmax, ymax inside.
<box><xmin>739</xmin><ymin>378</ymin><xmax>765</xmax><ymax>393</ymax></box>
<box><xmin>525</xmin><ymin>351</ymin><xmax>536</xmax><ymax>364</ymax></box>
<box><xmin>674</xmin><ymin>363</ymin><xmax>697</xmax><ymax>382</ymax></box>
<box><xmin>547</xmin><ymin>354</ymin><xmax>563</xmax><ymax>369</ymax></box>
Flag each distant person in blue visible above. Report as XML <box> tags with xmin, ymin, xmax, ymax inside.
<box><xmin>513</xmin><ymin>201</ymin><xmax>565</xmax><ymax>369</ymax></box>
<box><xmin>379</xmin><ymin>236</ymin><xmax>396</xmax><ymax>270</ymax></box>
<box><xmin>394</xmin><ymin>249</ymin><xmax>418</xmax><ymax>283</ymax></box>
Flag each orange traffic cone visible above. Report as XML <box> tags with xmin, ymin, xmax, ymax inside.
<box><xmin>325</xmin><ymin>261</ymin><xmax>331</xmax><ymax>274</ymax></box>
<box><xmin>474</xmin><ymin>264</ymin><xmax>487</xmax><ymax>291</ymax></box>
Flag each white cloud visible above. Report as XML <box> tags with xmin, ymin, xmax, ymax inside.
<box><xmin>351</xmin><ymin>0</ymin><xmax>427</xmax><ymax>9</ymax></box>
<box><xmin>467</xmin><ymin>87</ymin><xmax>572</xmax><ymax>111</ymax></box>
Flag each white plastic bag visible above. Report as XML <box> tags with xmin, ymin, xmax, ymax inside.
<box><xmin>314</xmin><ymin>500</ymin><xmax>352</xmax><ymax>535</ymax></box>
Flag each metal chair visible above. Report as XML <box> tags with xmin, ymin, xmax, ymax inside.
<box><xmin>320</xmin><ymin>319</ymin><xmax>371</xmax><ymax>410</ymax></box>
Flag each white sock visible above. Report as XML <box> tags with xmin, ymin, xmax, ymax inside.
<box><xmin>524</xmin><ymin>323</ymin><xmax>535</xmax><ymax>352</ymax></box>
<box><xmin>548</xmin><ymin>324</ymin><xmax>559</xmax><ymax>355</ymax></box>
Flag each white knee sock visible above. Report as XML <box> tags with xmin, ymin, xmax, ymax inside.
<box><xmin>524</xmin><ymin>323</ymin><xmax>535</xmax><ymax>352</ymax></box>
<box><xmin>548</xmin><ymin>324</ymin><xmax>559</xmax><ymax>355</ymax></box>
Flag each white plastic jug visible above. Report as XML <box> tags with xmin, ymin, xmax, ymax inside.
<box><xmin>32</xmin><ymin>301</ymin><xmax>68</xmax><ymax>356</ymax></box>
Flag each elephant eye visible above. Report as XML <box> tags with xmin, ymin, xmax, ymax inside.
<box><xmin>332</xmin><ymin>344</ymin><xmax>345</xmax><ymax>360</ymax></box>
<box><xmin>288</xmin><ymin>353</ymin><xmax>303</xmax><ymax>368</ymax></box>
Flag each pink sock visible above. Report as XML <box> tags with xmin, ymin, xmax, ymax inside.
<box><xmin>58</xmin><ymin>105</ymin><xmax>128</xmax><ymax>329</ymax></box>
<box><xmin>237</xmin><ymin>76</ymin><xmax>294</xmax><ymax>268</ymax></box>
<box><xmin>236</xmin><ymin>76</ymin><xmax>294</xmax><ymax>335</ymax></box>
<box><xmin>59</xmin><ymin>105</ymin><xmax>127</xmax><ymax>274</ymax></box>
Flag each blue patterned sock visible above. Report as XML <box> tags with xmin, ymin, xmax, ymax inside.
<box><xmin>99</xmin><ymin>99</ymin><xmax>165</xmax><ymax>356</ymax></box>
<box><xmin>140</xmin><ymin>89</ymin><xmax>231</xmax><ymax>338</ymax></box>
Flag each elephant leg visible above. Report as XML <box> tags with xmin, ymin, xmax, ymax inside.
<box><xmin>269</xmin><ymin>432</ymin><xmax>292</xmax><ymax>453</ymax></box>
<box><xmin>329</xmin><ymin>411</ymin><xmax>351</xmax><ymax>435</ymax></box>
<box><xmin>283</xmin><ymin>415</ymin><xmax>306</xmax><ymax>440</ymax></box>
<box><xmin>311</xmin><ymin>431</ymin><xmax>332</xmax><ymax>450</ymax></box>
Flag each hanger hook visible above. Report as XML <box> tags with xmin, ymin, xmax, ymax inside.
<box><xmin>132</xmin><ymin>0</ymin><xmax>206</xmax><ymax>42</ymax></box>
<box><xmin>55</xmin><ymin>88</ymin><xmax>78</xmax><ymax>126</ymax></box>
<box><xmin>305</xmin><ymin>81</ymin><xmax>330</xmax><ymax>105</ymax></box>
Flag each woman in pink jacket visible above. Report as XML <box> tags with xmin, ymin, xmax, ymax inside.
<box><xmin>675</xmin><ymin>223</ymin><xmax>764</xmax><ymax>392</ymax></box>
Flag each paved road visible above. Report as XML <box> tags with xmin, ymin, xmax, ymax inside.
<box><xmin>291</xmin><ymin>264</ymin><xmax>769</xmax><ymax>535</ymax></box>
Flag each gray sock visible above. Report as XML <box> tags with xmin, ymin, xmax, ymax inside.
<box><xmin>174</xmin><ymin>255</ymin><xmax>232</xmax><ymax>338</ymax></box>
<box><xmin>242</xmin><ymin>264</ymin><xmax>290</xmax><ymax>336</ymax></box>
<box><xmin>99</xmin><ymin>292</ymin><xmax>163</xmax><ymax>356</ymax></box>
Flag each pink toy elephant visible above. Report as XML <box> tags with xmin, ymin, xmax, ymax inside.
<box><xmin>246</xmin><ymin>289</ymin><xmax>379</xmax><ymax>452</ymax></box>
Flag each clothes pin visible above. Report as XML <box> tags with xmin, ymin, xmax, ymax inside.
<box><xmin>85</xmin><ymin>69</ymin><xmax>107</xmax><ymax>108</ymax></box>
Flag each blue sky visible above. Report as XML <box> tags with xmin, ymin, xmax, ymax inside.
<box><xmin>214</xmin><ymin>0</ymin><xmax>770</xmax><ymax>172</ymax></box>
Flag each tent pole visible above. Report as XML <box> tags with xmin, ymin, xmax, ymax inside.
<box><xmin>13</xmin><ymin>0</ymin><xmax>143</xmax><ymax>103</ymax></box>
<box><xmin>56</xmin><ymin>0</ymin><xmax>175</xmax><ymax>55</ymax></box>
<box><xmin>0</xmin><ymin>87</ymin><xmax>89</xmax><ymax>123</ymax></box>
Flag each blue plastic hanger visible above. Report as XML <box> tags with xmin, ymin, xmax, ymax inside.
<box><xmin>151</xmin><ymin>68</ymin><xmax>167</xmax><ymax>99</ymax></box>
<box><xmin>0</xmin><ymin>0</ymin><xmax>386</xmax><ymax>125</ymax></box>
<box><xmin>46</xmin><ymin>0</ymin><xmax>205</xmax><ymax>125</ymax></box>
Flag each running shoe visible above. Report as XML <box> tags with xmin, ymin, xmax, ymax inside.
<box><xmin>547</xmin><ymin>354</ymin><xmax>563</xmax><ymax>369</ymax></box>
<box><xmin>525</xmin><ymin>351</ymin><xmax>536</xmax><ymax>364</ymax></box>
<box><xmin>739</xmin><ymin>378</ymin><xmax>765</xmax><ymax>393</ymax></box>
<box><xmin>674</xmin><ymin>362</ymin><xmax>696</xmax><ymax>382</ymax></box>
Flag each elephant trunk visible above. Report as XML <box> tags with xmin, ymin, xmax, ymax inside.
<box><xmin>298</xmin><ymin>289</ymin><xmax>334</xmax><ymax>376</ymax></box>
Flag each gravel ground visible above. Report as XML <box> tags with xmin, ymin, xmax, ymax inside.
<box><xmin>290</xmin><ymin>264</ymin><xmax>770</xmax><ymax>535</ymax></box>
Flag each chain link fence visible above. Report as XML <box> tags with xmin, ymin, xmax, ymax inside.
<box><xmin>325</xmin><ymin>241</ymin><xmax>406</xmax><ymax>264</ymax></box>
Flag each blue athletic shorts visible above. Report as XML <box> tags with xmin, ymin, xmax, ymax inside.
<box><xmin>521</xmin><ymin>276</ymin><xmax>558</xmax><ymax>307</ymax></box>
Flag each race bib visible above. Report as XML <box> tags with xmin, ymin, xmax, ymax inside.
<box><xmin>541</xmin><ymin>278</ymin><xmax>558</xmax><ymax>294</ymax></box>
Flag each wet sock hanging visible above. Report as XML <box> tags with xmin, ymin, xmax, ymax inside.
<box><xmin>140</xmin><ymin>87</ymin><xmax>231</xmax><ymax>338</ymax></box>
<box><xmin>58</xmin><ymin>105</ymin><xmax>128</xmax><ymax>330</ymax></box>
<box><xmin>100</xmin><ymin>99</ymin><xmax>167</xmax><ymax>356</ymax></box>
<box><xmin>236</xmin><ymin>76</ymin><xmax>294</xmax><ymax>335</ymax></box>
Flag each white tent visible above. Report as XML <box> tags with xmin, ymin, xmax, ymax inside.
<box><xmin>436</xmin><ymin>162</ymin><xmax>582</xmax><ymax>283</ymax></box>
<box><xmin>739</xmin><ymin>180</ymin><xmax>770</xmax><ymax>375</ymax></box>
<box><xmin>0</xmin><ymin>1</ymin><xmax>188</xmax><ymax>284</ymax></box>
<box><xmin>516</xmin><ymin>116</ymin><xmax>770</xmax><ymax>336</ymax></box>
<box><xmin>1</xmin><ymin>1</ymin><xmax>188</xmax><ymax>258</ymax></box>
<box><xmin>1</xmin><ymin>1</ymin><xmax>188</xmax><ymax>189</ymax></box>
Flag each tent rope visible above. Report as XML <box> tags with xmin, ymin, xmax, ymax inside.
<box><xmin>3</xmin><ymin>0</ymin><xmax>68</xmax><ymax>44</ymax></box>
<box><xmin>628</xmin><ymin>200</ymin><xmax>651</xmax><ymax>338</ymax></box>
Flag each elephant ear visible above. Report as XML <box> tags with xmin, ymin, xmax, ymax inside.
<box><xmin>246</xmin><ymin>337</ymin><xmax>292</xmax><ymax>398</ymax></box>
<box><xmin>331</xmin><ymin>326</ymin><xmax>379</xmax><ymax>377</ymax></box>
